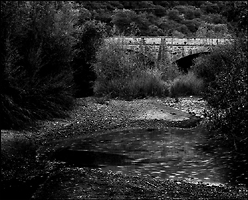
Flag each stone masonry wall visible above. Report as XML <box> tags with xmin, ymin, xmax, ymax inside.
<box><xmin>104</xmin><ymin>37</ymin><xmax>233</xmax><ymax>62</ymax></box>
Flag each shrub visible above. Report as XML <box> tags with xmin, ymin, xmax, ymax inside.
<box><xmin>157</xmin><ymin>61</ymin><xmax>182</xmax><ymax>82</ymax></box>
<box><xmin>203</xmin><ymin>37</ymin><xmax>248</xmax><ymax>185</ymax></box>
<box><xmin>93</xmin><ymin>37</ymin><xmax>169</xmax><ymax>99</ymax></box>
<box><xmin>0</xmin><ymin>2</ymin><xmax>76</xmax><ymax>130</ymax></box>
<box><xmin>72</xmin><ymin>20</ymin><xmax>106</xmax><ymax>97</ymax></box>
<box><xmin>93</xmin><ymin>37</ymin><xmax>145</xmax><ymax>81</ymax></box>
<box><xmin>191</xmin><ymin>42</ymin><xmax>235</xmax><ymax>85</ymax></box>
<box><xmin>94</xmin><ymin>69</ymin><xmax>170</xmax><ymax>99</ymax></box>
<box><xmin>169</xmin><ymin>71</ymin><xmax>204</xmax><ymax>97</ymax></box>
<box><xmin>131</xmin><ymin>70</ymin><xmax>170</xmax><ymax>98</ymax></box>
<box><xmin>205</xmin><ymin>38</ymin><xmax>248</xmax><ymax>151</ymax></box>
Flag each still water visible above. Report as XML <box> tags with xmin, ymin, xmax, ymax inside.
<box><xmin>68</xmin><ymin>126</ymin><xmax>233</xmax><ymax>187</ymax></box>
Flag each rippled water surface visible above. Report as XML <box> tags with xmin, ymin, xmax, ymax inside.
<box><xmin>68</xmin><ymin>126</ymin><xmax>229</xmax><ymax>186</ymax></box>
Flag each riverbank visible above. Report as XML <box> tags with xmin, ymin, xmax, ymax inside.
<box><xmin>1</xmin><ymin>96</ymin><xmax>248</xmax><ymax>200</ymax></box>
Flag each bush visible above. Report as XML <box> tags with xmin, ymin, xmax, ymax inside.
<box><xmin>0</xmin><ymin>2</ymin><xmax>76</xmax><ymax>130</ymax></box>
<box><xmin>169</xmin><ymin>71</ymin><xmax>204</xmax><ymax>97</ymax></box>
<box><xmin>93</xmin><ymin>37</ymin><xmax>169</xmax><ymax>99</ymax></box>
<box><xmin>129</xmin><ymin>70</ymin><xmax>170</xmax><ymax>98</ymax></box>
<box><xmin>72</xmin><ymin>20</ymin><xmax>106</xmax><ymax>97</ymax></box>
<box><xmin>203</xmin><ymin>37</ymin><xmax>248</xmax><ymax>186</ymax></box>
<box><xmin>93</xmin><ymin>37</ymin><xmax>144</xmax><ymax>80</ymax></box>
<box><xmin>94</xmin><ymin>70</ymin><xmax>170</xmax><ymax>99</ymax></box>
<box><xmin>191</xmin><ymin>42</ymin><xmax>236</xmax><ymax>85</ymax></box>
<box><xmin>157</xmin><ymin>61</ymin><xmax>182</xmax><ymax>82</ymax></box>
<box><xmin>205</xmin><ymin>38</ymin><xmax>248</xmax><ymax>149</ymax></box>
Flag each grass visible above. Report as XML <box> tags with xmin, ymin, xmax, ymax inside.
<box><xmin>94</xmin><ymin>69</ymin><xmax>170</xmax><ymax>99</ymax></box>
<box><xmin>169</xmin><ymin>71</ymin><xmax>204</xmax><ymax>97</ymax></box>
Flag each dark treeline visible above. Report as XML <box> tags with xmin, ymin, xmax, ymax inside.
<box><xmin>76</xmin><ymin>1</ymin><xmax>246</xmax><ymax>37</ymax></box>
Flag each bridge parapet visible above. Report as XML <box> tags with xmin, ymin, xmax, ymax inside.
<box><xmin>104</xmin><ymin>36</ymin><xmax>233</xmax><ymax>62</ymax></box>
<box><xmin>105</xmin><ymin>36</ymin><xmax>232</xmax><ymax>45</ymax></box>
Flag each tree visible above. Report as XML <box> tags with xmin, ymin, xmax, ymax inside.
<box><xmin>1</xmin><ymin>1</ymin><xmax>78</xmax><ymax>129</ymax></box>
<box><xmin>131</xmin><ymin>12</ymin><xmax>150</xmax><ymax>35</ymax></box>
<box><xmin>72</xmin><ymin>20</ymin><xmax>106</xmax><ymax>97</ymax></box>
<box><xmin>182</xmin><ymin>19</ymin><xmax>200</xmax><ymax>34</ymax></box>
<box><xmin>167</xmin><ymin>9</ymin><xmax>183</xmax><ymax>23</ymax></box>
<box><xmin>148</xmin><ymin>25</ymin><xmax>164</xmax><ymax>36</ymax></box>
<box><xmin>111</xmin><ymin>9</ymin><xmax>137</xmax><ymax>35</ymax></box>
<box><xmin>200</xmin><ymin>1</ymin><xmax>220</xmax><ymax>14</ymax></box>
<box><xmin>220</xmin><ymin>1</ymin><xmax>247</xmax><ymax>33</ymax></box>
<box><xmin>153</xmin><ymin>5</ymin><xmax>167</xmax><ymax>17</ymax></box>
<box><xmin>176</xmin><ymin>24</ymin><xmax>191</xmax><ymax>36</ymax></box>
<box><xmin>111</xmin><ymin>9</ymin><xmax>151</xmax><ymax>36</ymax></box>
<box><xmin>196</xmin><ymin>22</ymin><xmax>230</xmax><ymax>38</ymax></box>
<box><xmin>145</xmin><ymin>12</ymin><xmax>159</xmax><ymax>26</ymax></box>
<box><xmin>201</xmin><ymin>13</ymin><xmax>226</xmax><ymax>25</ymax></box>
<box><xmin>172</xmin><ymin>30</ymin><xmax>185</xmax><ymax>38</ymax></box>
<box><xmin>94</xmin><ymin>9</ymin><xmax>112</xmax><ymax>24</ymax></box>
<box><xmin>76</xmin><ymin>6</ymin><xmax>92</xmax><ymax>24</ymax></box>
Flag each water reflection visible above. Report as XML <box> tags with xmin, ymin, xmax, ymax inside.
<box><xmin>71</xmin><ymin>126</ymin><xmax>230</xmax><ymax>186</ymax></box>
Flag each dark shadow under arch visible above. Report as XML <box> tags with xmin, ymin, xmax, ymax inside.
<box><xmin>175</xmin><ymin>52</ymin><xmax>210</xmax><ymax>73</ymax></box>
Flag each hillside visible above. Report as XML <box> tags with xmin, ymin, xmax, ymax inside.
<box><xmin>76</xmin><ymin>1</ymin><xmax>245</xmax><ymax>37</ymax></box>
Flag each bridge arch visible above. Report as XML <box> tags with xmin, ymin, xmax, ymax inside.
<box><xmin>174</xmin><ymin>52</ymin><xmax>210</xmax><ymax>73</ymax></box>
<box><xmin>169</xmin><ymin>45</ymin><xmax>213</xmax><ymax>63</ymax></box>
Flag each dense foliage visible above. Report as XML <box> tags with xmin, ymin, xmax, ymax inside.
<box><xmin>169</xmin><ymin>71</ymin><xmax>204</xmax><ymax>97</ymax></box>
<box><xmin>203</xmin><ymin>37</ymin><xmax>247</xmax><ymax>149</ymax></box>
<box><xmin>92</xmin><ymin>37</ymin><xmax>207</xmax><ymax>100</ymax></box>
<box><xmin>93</xmin><ymin>37</ymin><xmax>170</xmax><ymax>99</ymax></box>
<box><xmin>200</xmin><ymin>37</ymin><xmax>248</xmax><ymax>186</ymax></box>
<box><xmin>0</xmin><ymin>1</ymin><xmax>78</xmax><ymax>129</ymax></box>
<box><xmin>0</xmin><ymin>1</ymin><xmax>109</xmax><ymax>129</ymax></box>
<box><xmin>71</xmin><ymin>20</ymin><xmax>106</xmax><ymax>97</ymax></box>
<box><xmin>190</xmin><ymin>1</ymin><xmax>248</xmax><ymax>157</ymax></box>
<box><xmin>76</xmin><ymin>1</ymin><xmax>242</xmax><ymax>37</ymax></box>
<box><xmin>190</xmin><ymin>3</ymin><xmax>248</xmax><ymax>182</ymax></box>
<box><xmin>191</xmin><ymin>43</ymin><xmax>234</xmax><ymax>85</ymax></box>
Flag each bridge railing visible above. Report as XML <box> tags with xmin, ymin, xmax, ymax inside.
<box><xmin>104</xmin><ymin>36</ymin><xmax>233</xmax><ymax>46</ymax></box>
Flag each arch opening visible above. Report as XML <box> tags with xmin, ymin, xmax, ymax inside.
<box><xmin>174</xmin><ymin>52</ymin><xmax>210</xmax><ymax>73</ymax></box>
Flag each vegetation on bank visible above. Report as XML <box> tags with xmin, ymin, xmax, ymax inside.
<box><xmin>93</xmin><ymin>36</ymin><xmax>204</xmax><ymax>99</ymax></box>
<box><xmin>93</xmin><ymin>38</ymin><xmax>169</xmax><ymax>99</ymax></box>
<box><xmin>194</xmin><ymin>37</ymin><xmax>248</xmax><ymax>186</ymax></box>
<box><xmin>1</xmin><ymin>0</ymin><xmax>247</xmax><ymax>199</ymax></box>
<box><xmin>0</xmin><ymin>1</ymin><xmax>106</xmax><ymax>130</ymax></box>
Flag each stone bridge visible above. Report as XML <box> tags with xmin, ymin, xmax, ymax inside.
<box><xmin>104</xmin><ymin>36</ymin><xmax>233</xmax><ymax>64</ymax></box>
